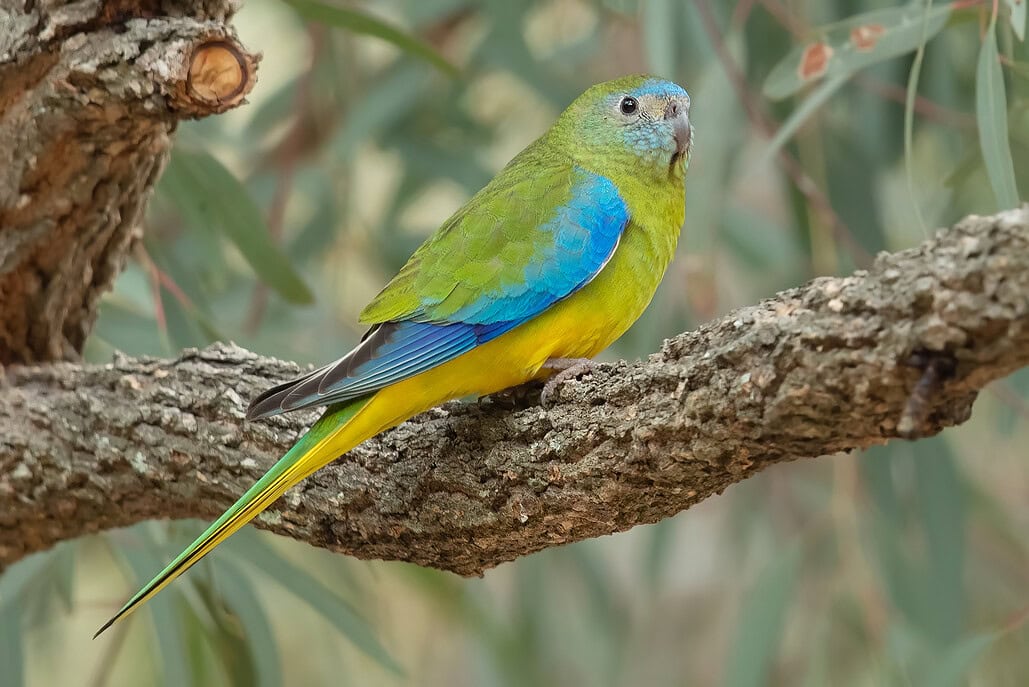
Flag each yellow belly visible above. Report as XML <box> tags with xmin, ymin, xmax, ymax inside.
<box><xmin>340</xmin><ymin>222</ymin><xmax>673</xmax><ymax>443</ymax></box>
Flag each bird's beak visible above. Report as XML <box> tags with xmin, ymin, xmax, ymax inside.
<box><xmin>664</xmin><ymin>98</ymin><xmax>691</xmax><ymax>157</ymax></box>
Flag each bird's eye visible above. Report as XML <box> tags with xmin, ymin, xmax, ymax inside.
<box><xmin>619</xmin><ymin>96</ymin><xmax>638</xmax><ymax>115</ymax></box>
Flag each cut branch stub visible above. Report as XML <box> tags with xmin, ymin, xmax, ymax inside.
<box><xmin>177</xmin><ymin>39</ymin><xmax>259</xmax><ymax>114</ymax></box>
<box><xmin>0</xmin><ymin>1</ymin><xmax>257</xmax><ymax>365</ymax></box>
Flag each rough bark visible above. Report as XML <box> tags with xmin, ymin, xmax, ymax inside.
<box><xmin>2</xmin><ymin>207</ymin><xmax>1026</xmax><ymax>576</ymax></box>
<box><xmin>0</xmin><ymin>0</ymin><xmax>257</xmax><ymax>365</ymax></box>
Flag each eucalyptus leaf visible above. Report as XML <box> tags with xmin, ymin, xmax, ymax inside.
<box><xmin>168</xmin><ymin>150</ymin><xmax>315</xmax><ymax>305</ymax></box>
<box><xmin>760</xmin><ymin>72</ymin><xmax>849</xmax><ymax>165</ymax></box>
<box><xmin>285</xmin><ymin>0</ymin><xmax>458</xmax><ymax>76</ymax></box>
<box><xmin>224</xmin><ymin>529</ymin><xmax>403</xmax><ymax>675</ymax></box>
<box><xmin>247</xmin><ymin>76</ymin><xmax>301</xmax><ymax>138</ymax></box>
<box><xmin>860</xmin><ymin>446</ymin><xmax>922</xmax><ymax>627</ymax></box>
<box><xmin>924</xmin><ymin>633</ymin><xmax>999</xmax><ymax>687</ymax></box>
<box><xmin>288</xmin><ymin>173</ymin><xmax>340</xmax><ymax>264</ymax></box>
<box><xmin>0</xmin><ymin>551</ymin><xmax>51</xmax><ymax>614</ymax></box>
<box><xmin>118</xmin><ymin>543</ymin><xmax>193</xmax><ymax>687</ymax></box>
<box><xmin>912</xmin><ymin>438</ymin><xmax>966</xmax><ymax>644</ymax></box>
<box><xmin>91</xmin><ymin>294</ymin><xmax>173</xmax><ymax>357</ymax></box>
<box><xmin>641</xmin><ymin>518</ymin><xmax>675</xmax><ymax>593</ymax></box>
<box><xmin>1006</xmin><ymin>58</ymin><xmax>1029</xmax><ymax>80</ymax></box>
<box><xmin>209</xmin><ymin>559</ymin><xmax>282</xmax><ymax>687</ymax></box>
<box><xmin>160</xmin><ymin>276</ymin><xmax>212</xmax><ymax>350</ymax></box>
<box><xmin>723</xmin><ymin>543</ymin><xmax>802</xmax><ymax>687</ymax></box>
<box><xmin>976</xmin><ymin>20</ymin><xmax>1021</xmax><ymax>210</ymax></box>
<box><xmin>331</xmin><ymin>62</ymin><xmax>428</xmax><ymax>159</ymax></box>
<box><xmin>51</xmin><ymin>541</ymin><xmax>77</xmax><ymax>613</ymax></box>
<box><xmin>642</xmin><ymin>0</ymin><xmax>676</xmax><ymax>77</ymax></box>
<box><xmin>18</xmin><ymin>542</ymin><xmax>79</xmax><ymax>629</ymax></box>
<box><xmin>1005</xmin><ymin>0</ymin><xmax>1027</xmax><ymax>41</ymax></box>
<box><xmin>0</xmin><ymin>597</ymin><xmax>24</xmax><ymax>687</ymax></box>
<box><xmin>764</xmin><ymin>4</ymin><xmax>952</xmax><ymax>99</ymax></box>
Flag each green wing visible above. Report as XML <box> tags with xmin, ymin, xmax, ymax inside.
<box><xmin>359</xmin><ymin>143</ymin><xmax>627</xmax><ymax>326</ymax></box>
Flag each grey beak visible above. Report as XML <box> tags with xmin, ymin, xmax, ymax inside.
<box><xmin>664</xmin><ymin>99</ymin><xmax>691</xmax><ymax>156</ymax></box>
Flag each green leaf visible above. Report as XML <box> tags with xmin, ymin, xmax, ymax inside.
<box><xmin>764</xmin><ymin>5</ymin><xmax>952</xmax><ymax>100</ymax></box>
<box><xmin>91</xmin><ymin>290</ymin><xmax>173</xmax><ymax>357</ymax></box>
<box><xmin>0</xmin><ymin>550</ymin><xmax>51</xmax><ymax>614</ymax></box>
<box><xmin>1005</xmin><ymin>0</ymin><xmax>1027</xmax><ymax>41</ymax></box>
<box><xmin>903</xmin><ymin>0</ymin><xmax>935</xmax><ymax>238</ymax></box>
<box><xmin>995</xmin><ymin>369</ymin><xmax>1029</xmax><ymax>434</ymax></box>
<box><xmin>976</xmin><ymin>19</ymin><xmax>1021</xmax><ymax>210</ymax></box>
<box><xmin>224</xmin><ymin>529</ymin><xmax>403</xmax><ymax>675</ymax></box>
<box><xmin>564</xmin><ymin>543</ymin><xmax>621</xmax><ymax>637</ymax></box>
<box><xmin>912</xmin><ymin>438</ymin><xmax>966</xmax><ymax>644</ymax></box>
<box><xmin>51</xmin><ymin>541</ymin><xmax>77</xmax><ymax>613</ymax></box>
<box><xmin>861</xmin><ymin>446</ymin><xmax>925</xmax><ymax>629</ymax></box>
<box><xmin>288</xmin><ymin>173</ymin><xmax>340</xmax><ymax>264</ymax></box>
<box><xmin>1006</xmin><ymin>59</ymin><xmax>1029</xmax><ymax>80</ymax></box>
<box><xmin>246</xmin><ymin>76</ymin><xmax>300</xmax><ymax>138</ymax></box>
<box><xmin>118</xmin><ymin>542</ymin><xmax>193</xmax><ymax>687</ymax></box>
<box><xmin>924</xmin><ymin>633</ymin><xmax>999</xmax><ymax>687</ymax></box>
<box><xmin>721</xmin><ymin>206</ymin><xmax>804</xmax><ymax>272</ymax></box>
<box><xmin>563</xmin><ymin>544</ymin><xmax>625</xmax><ymax>684</ymax></box>
<box><xmin>208</xmin><ymin>560</ymin><xmax>282</xmax><ymax>687</ymax></box>
<box><xmin>642</xmin><ymin>0</ymin><xmax>677</xmax><ymax>76</ymax></box>
<box><xmin>723</xmin><ymin>543</ymin><xmax>802</xmax><ymax>687</ymax></box>
<box><xmin>761</xmin><ymin>72</ymin><xmax>849</xmax><ymax>165</ymax></box>
<box><xmin>0</xmin><ymin>596</ymin><xmax>24</xmax><ymax>687</ymax></box>
<box><xmin>285</xmin><ymin>0</ymin><xmax>458</xmax><ymax>76</ymax></box>
<box><xmin>641</xmin><ymin>518</ymin><xmax>675</xmax><ymax>593</ymax></box>
<box><xmin>331</xmin><ymin>62</ymin><xmax>427</xmax><ymax>159</ymax></box>
<box><xmin>19</xmin><ymin>541</ymin><xmax>79</xmax><ymax>629</ymax></box>
<box><xmin>166</xmin><ymin>150</ymin><xmax>315</xmax><ymax>304</ymax></box>
<box><xmin>160</xmin><ymin>277</ymin><xmax>211</xmax><ymax>350</ymax></box>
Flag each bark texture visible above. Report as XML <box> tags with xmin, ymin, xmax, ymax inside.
<box><xmin>2</xmin><ymin>207</ymin><xmax>1026</xmax><ymax>576</ymax></box>
<box><xmin>0</xmin><ymin>0</ymin><xmax>256</xmax><ymax>365</ymax></box>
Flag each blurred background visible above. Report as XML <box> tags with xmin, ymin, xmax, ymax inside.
<box><xmin>3</xmin><ymin>0</ymin><xmax>1027</xmax><ymax>684</ymax></box>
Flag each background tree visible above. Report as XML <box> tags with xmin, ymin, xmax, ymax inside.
<box><xmin>1</xmin><ymin>1</ymin><xmax>1027</xmax><ymax>685</ymax></box>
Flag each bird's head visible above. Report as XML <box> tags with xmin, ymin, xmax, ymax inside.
<box><xmin>554</xmin><ymin>75</ymin><xmax>693</xmax><ymax>178</ymax></box>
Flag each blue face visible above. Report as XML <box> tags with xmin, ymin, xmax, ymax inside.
<box><xmin>610</xmin><ymin>79</ymin><xmax>693</xmax><ymax>167</ymax></box>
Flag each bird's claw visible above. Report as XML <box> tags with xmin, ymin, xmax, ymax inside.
<box><xmin>481</xmin><ymin>382</ymin><xmax>542</xmax><ymax>409</ymax></box>
<box><xmin>540</xmin><ymin>357</ymin><xmax>597</xmax><ymax>407</ymax></box>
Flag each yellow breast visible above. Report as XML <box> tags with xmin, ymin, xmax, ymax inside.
<box><xmin>343</xmin><ymin>219</ymin><xmax>678</xmax><ymax>444</ymax></box>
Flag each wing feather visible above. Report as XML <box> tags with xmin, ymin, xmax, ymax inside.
<box><xmin>246</xmin><ymin>161</ymin><xmax>629</xmax><ymax>421</ymax></box>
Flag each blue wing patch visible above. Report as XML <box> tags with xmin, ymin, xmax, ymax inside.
<box><xmin>442</xmin><ymin>169</ymin><xmax>628</xmax><ymax>323</ymax></box>
<box><xmin>246</xmin><ymin>168</ymin><xmax>628</xmax><ymax>420</ymax></box>
<box><xmin>247</xmin><ymin>319</ymin><xmax>527</xmax><ymax>417</ymax></box>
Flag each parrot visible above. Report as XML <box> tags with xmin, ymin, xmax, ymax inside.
<box><xmin>95</xmin><ymin>74</ymin><xmax>693</xmax><ymax>637</ymax></box>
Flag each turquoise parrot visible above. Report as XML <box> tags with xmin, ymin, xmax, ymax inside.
<box><xmin>96</xmin><ymin>74</ymin><xmax>693</xmax><ymax>636</ymax></box>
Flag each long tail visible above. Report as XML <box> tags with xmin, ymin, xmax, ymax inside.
<box><xmin>94</xmin><ymin>397</ymin><xmax>372</xmax><ymax>638</ymax></box>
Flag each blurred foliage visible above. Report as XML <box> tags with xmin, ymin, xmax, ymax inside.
<box><xmin>4</xmin><ymin>0</ymin><xmax>1028</xmax><ymax>685</ymax></box>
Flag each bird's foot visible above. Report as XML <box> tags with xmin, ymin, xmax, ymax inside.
<box><xmin>540</xmin><ymin>357</ymin><xmax>597</xmax><ymax>407</ymax></box>
<box><xmin>481</xmin><ymin>382</ymin><xmax>542</xmax><ymax>409</ymax></box>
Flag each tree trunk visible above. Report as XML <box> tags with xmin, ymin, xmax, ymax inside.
<box><xmin>0</xmin><ymin>0</ymin><xmax>257</xmax><ymax>364</ymax></box>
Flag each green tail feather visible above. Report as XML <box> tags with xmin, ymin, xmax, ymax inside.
<box><xmin>94</xmin><ymin>399</ymin><xmax>370</xmax><ymax>638</ymax></box>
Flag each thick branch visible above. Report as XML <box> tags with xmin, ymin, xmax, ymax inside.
<box><xmin>1</xmin><ymin>208</ymin><xmax>1027</xmax><ymax>576</ymax></box>
<box><xmin>0</xmin><ymin>0</ymin><xmax>257</xmax><ymax>364</ymax></box>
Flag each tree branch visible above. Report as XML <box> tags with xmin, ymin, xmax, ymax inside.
<box><xmin>1</xmin><ymin>207</ymin><xmax>1027</xmax><ymax>576</ymax></box>
<box><xmin>0</xmin><ymin>0</ymin><xmax>257</xmax><ymax>364</ymax></box>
